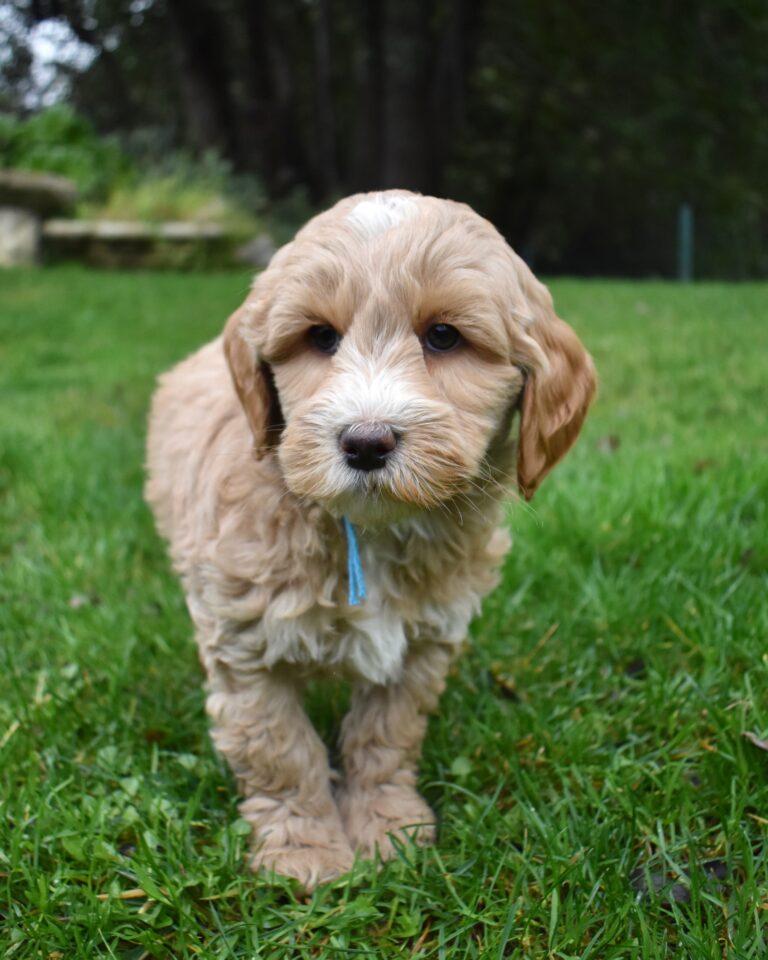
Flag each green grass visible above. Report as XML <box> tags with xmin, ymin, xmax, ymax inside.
<box><xmin>1</xmin><ymin>267</ymin><xmax>767</xmax><ymax>958</ymax></box>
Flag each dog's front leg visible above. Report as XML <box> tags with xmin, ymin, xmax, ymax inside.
<box><xmin>338</xmin><ymin>642</ymin><xmax>454</xmax><ymax>861</ymax></box>
<box><xmin>206</xmin><ymin>666</ymin><xmax>354</xmax><ymax>889</ymax></box>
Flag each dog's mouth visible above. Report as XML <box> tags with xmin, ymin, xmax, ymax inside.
<box><xmin>316</xmin><ymin>450</ymin><xmax>479</xmax><ymax>527</ymax></box>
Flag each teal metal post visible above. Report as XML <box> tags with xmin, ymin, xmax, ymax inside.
<box><xmin>678</xmin><ymin>204</ymin><xmax>694</xmax><ymax>282</ymax></box>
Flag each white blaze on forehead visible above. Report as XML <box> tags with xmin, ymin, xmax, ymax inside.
<box><xmin>347</xmin><ymin>193</ymin><xmax>419</xmax><ymax>237</ymax></box>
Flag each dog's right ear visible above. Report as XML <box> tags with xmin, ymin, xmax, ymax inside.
<box><xmin>223</xmin><ymin>304</ymin><xmax>284</xmax><ymax>453</ymax></box>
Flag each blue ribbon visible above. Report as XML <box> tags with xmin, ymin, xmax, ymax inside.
<box><xmin>343</xmin><ymin>517</ymin><xmax>367</xmax><ymax>605</ymax></box>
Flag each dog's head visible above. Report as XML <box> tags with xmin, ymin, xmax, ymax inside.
<box><xmin>224</xmin><ymin>191</ymin><xmax>596</xmax><ymax>524</ymax></box>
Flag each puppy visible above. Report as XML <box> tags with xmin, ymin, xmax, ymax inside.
<box><xmin>145</xmin><ymin>190</ymin><xmax>596</xmax><ymax>890</ymax></box>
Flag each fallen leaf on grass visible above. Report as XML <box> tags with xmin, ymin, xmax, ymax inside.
<box><xmin>142</xmin><ymin>728</ymin><xmax>167</xmax><ymax>743</ymax></box>
<box><xmin>96</xmin><ymin>888</ymin><xmax>149</xmax><ymax>901</ymax></box>
<box><xmin>743</xmin><ymin>731</ymin><xmax>768</xmax><ymax>751</ymax></box>
<box><xmin>487</xmin><ymin>668</ymin><xmax>521</xmax><ymax>702</ymax></box>
<box><xmin>597</xmin><ymin>434</ymin><xmax>621</xmax><ymax>453</ymax></box>
<box><xmin>624</xmin><ymin>657</ymin><xmax>646</xmax><ymax>678</ymax></box>
<box><xmin>630</xmin><ymin>867</ymin><xmax>690</xmax><ymax>904</ymax></box>
<box><xmin>631</xmin><ymin>858</ymin><xmax>731</xmax><ymax>906</ymax></box>
<box><xmin>450</xmin><ymin>756</ymin><xmax>473</xmax><ymax>778</ymax></box>
<box><xmin>68</xmin><ymin>593</ymin><xmax>101</xmax><ymax>609</ymax></box>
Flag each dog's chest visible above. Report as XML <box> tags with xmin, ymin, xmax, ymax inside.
<box><xmin>198</xmin><ymin>518</ymin><xmax>504</xmax><ymax>687</ymax></box>
<box><xmin>233</xmin><ymin>544</ymin><xmax>477</xmax><ymax>686</ymax></box>
<box><xmin>336</xmin><ymin>543</ymin><xmax>476</xmax><ymax>682</ymax></box>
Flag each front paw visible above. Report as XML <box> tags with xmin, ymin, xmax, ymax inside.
<box><xmin>338</xmin><ymin>783</ymin><xmax>436</xmax><ymax>861</ymax></box>
<box><xmin>246</xmin><ymin>810</ymin><xmax>355</xmax><ymax>890</ymax></box>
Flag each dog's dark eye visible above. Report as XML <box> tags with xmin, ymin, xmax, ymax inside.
<box><xmin>307</xmin><ymin>324</ymin><xmax>341</xmax><ymax>354</ymax></box>
<box><xmin>424</xmin><ymin>323</ymin><xmax>462</xmax><ymax>353</ymax></box>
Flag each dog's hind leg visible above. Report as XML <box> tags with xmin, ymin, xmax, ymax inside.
<box><xmin>338</xmin><ymin>642</ymin><xmax>454</xmax><ymax>861</ymax></box>
<box><xmin>206</xmin><ymin>665</ymin><xmax>354</xmax><ymax>890</ymax></box>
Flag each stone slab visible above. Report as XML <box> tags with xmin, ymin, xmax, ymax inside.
<box><xmin>0</xmin><ymin>169</ymin><xmax>77</xmax><ymax>216</ymax></box>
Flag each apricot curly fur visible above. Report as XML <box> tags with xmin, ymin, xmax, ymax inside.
<box><xmin>145</xmin><ymin>190</ymin><xmax>595</xmax><ymax>889</ymax></box>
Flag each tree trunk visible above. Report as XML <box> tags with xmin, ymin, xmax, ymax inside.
<box><xmin>350</xmin><ymin>0</ymin><xmax>383</xmax><ymax>191</ymax></box>
<box><xmin>429</xmin><ymin>0</ymin><xmax>485</xmax><ymax>191</ymax></box>
<box><xmin>380</xmin><ymin>0</ymin><xmax>431</xmax><ymax>191</ymax></box>
<box><xmin>311</xmin><ymin>0</ymin><xmax>338</xmax><ymax>195</ymax></box>
<box><xmin>163</xmin><ymin>0</ymin><xmax>233</xmax><ymax>158</ymax></box>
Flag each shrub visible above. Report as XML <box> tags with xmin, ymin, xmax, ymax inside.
<box><xmin>0</xmin><ymin>105</ymin><xmax>133</xmax><ymax>199</ymax></box>
<box><xmin>0</xmin><ymin>107</ymin><xmax>264</xmax><ymax>236</ymax></box>
<box><xmin>80</xmin><ymin>152</ymin><xmax>262</xmax><ymax>236</ymax></box>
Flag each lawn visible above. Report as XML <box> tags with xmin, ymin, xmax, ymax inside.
<box><xmin>1</xmin><ymin>267</ymin><xmax>767</xmax><ymax>958</ymax></box>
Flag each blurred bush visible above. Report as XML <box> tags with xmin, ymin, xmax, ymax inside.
<box><xmin>0</xmin><ymin>105</ymin><xmax>133</xmax><ymax>200</ymax></box>
<box><xmin>79</xmin><ymin>152</ymin><xmax>262</xmax><ymax>236</ymax></box>
<box><xmin>0</xmin><ymin>107</ymin><xmax>263</xmax><ymax>237</ymax></box>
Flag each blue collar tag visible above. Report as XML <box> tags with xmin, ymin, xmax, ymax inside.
<box><xmin>343</xmin><ymin>517</ymin><xmax>367</xmax><ymax>606</ymax></box>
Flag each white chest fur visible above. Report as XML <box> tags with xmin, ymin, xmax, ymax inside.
<box><xmin>198</xmin><ymin>538</ymin><xmax>478</xmax><ymax>687</ymax></box>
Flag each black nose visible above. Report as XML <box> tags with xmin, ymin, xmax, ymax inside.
<box><xmin>339</xmin><ymin>423</ymin><xmax>398</xmax><ymax>472</ymax></box>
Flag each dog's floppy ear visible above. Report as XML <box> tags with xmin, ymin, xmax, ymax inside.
<box><xmin>223</xmin><ymin>303</ymin><xmax>284</xmax><ymax>453</ymax></box>
<box><xmin>516</xmin><ymin>285</ymin><xmax>596</xmax><ymax>500</ymax></box>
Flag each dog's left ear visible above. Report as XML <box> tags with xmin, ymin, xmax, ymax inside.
<box><xmin>223</xmin><ymin>303</ymin><xmax>284</xmax><ymax>453</ymax></box>
<box><xmin>515</xmin><ymin>285</ymin><xmax>597</xmax><ymax>500</ymax></box>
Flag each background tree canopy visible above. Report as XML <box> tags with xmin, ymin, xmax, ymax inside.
<box><xmin>2</xmin><ymin>0</ymin><xmax>767</xmax><ymax>277</ymax></box>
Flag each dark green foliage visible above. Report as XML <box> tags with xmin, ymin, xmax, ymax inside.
<box><xmin>3</xmin><ymin>1</ymin><xmax>768</xmax><ymax>275</ymax></box>
<box><xmin>1</xmin><ymin>269</ymin><xmax>767</xmax><ymax>956</ymax></box>
<box><xmin>448</xmin><ymin>1</ymin><xmax>768</xmax><ymax>278</ymax></box>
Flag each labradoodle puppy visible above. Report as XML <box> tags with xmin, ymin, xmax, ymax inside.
<box><xmin>145</xmin><ymin>190</ymin><xmax>596</xmax><ymax>889</ymax></box>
